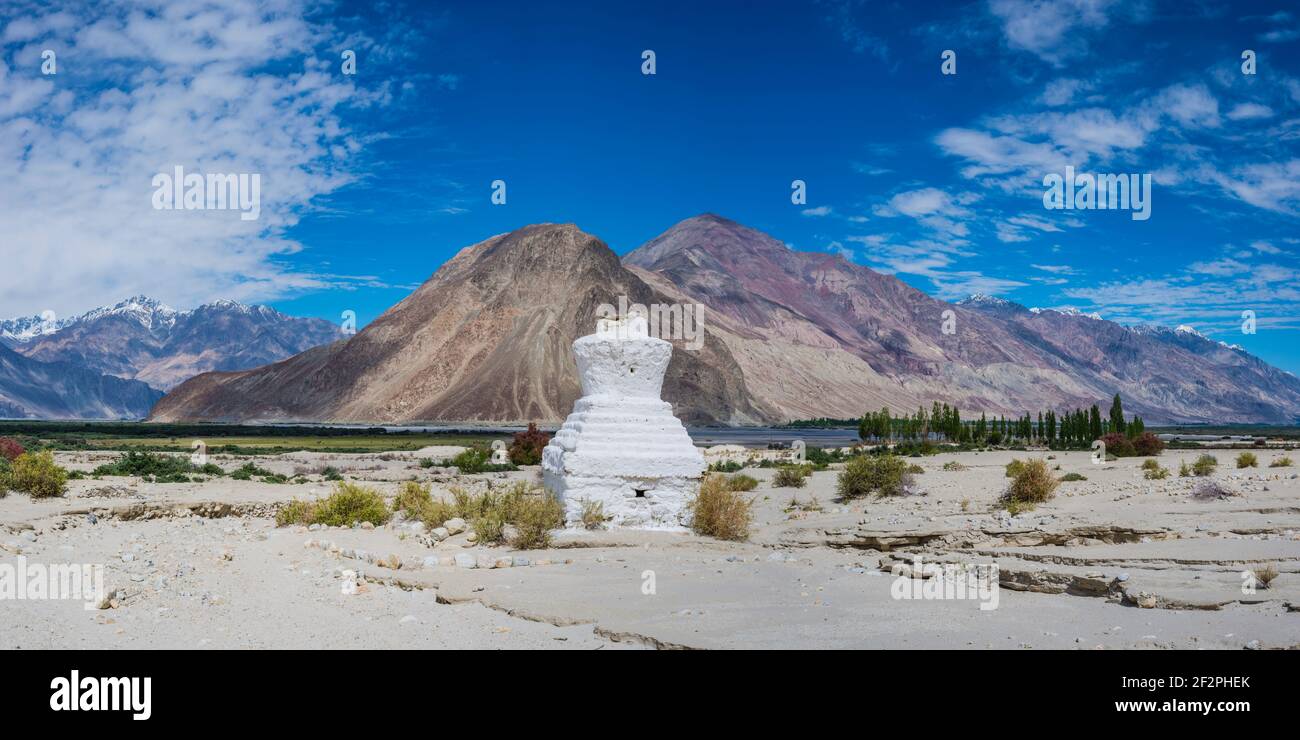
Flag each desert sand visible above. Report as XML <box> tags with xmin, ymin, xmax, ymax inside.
<box><xmin>1</xmin><ymin>446</ymin><xmax>1297</xmax><ymax>650</ymax></box>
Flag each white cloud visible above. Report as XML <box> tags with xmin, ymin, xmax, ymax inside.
<box><xmin>801</xmin><ymin>205</ymin><xmax>832</xmax><ymax>217</ymax></box>
<box><xmin>987</xmin><ymin>0</ymin><xmax>1130</xmax><ymax>65</ymax></box>
<box><xmin>1226</xmin><ymin>102</ymin><xmax>1274</xmax><ymax>121</ymax></box>
<box><xmin>0</xmin><ymin>0</ymin><xmax>393</xmax><ymax>319</ymax></box>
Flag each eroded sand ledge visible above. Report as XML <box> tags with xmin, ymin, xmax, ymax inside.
<box><xmin>2</xmin><ymin>447</ymin><xmax>1297</xmax><ymax>650</ymax></box>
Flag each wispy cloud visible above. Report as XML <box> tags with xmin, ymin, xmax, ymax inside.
<box><xmin>0</xmin><ymin>0</ymin><xmax>422</xmax><ymax>318</ymax></box>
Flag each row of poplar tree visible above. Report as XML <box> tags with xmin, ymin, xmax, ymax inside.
<box><xmin>857</xmin><ymin>393</ymin><xmax>1146</xmax><ymax>448</ymax></box>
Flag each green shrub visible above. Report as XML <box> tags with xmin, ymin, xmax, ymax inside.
<box><xmin>999</xmin><ymin>458</ymin><xmax>1058</xmax><ymax>512</ymax></box>
<box><xmin>1140</xmin><ymin>459</ymin><xmax>1170</xmax><ymax>479</ymax></box>
<box><xmin>7</xmin><ymin>451</ymin><xmax>68</xmax><ymax>498</ymax></box>
<box><xmin>1192</xmin><ymin>454</ymin><xmax>1218</xmax><ymax>476</ymax></box>
<box><xmin>726</xmin><ymin>473</ymin><xmax>759</xmax><ymax>492</ymax></box>
<box><xmin>689</xmin><ymin>474</ymin><xmax>753</xmax><ymax>541</ymax></box>
<box><xmin>417</xmin><ymin>458</ymin><xmax>435</xmax><ymax>469</ymax></box>
<box><xmin>1059</xmin><ymin>472</ymin><xmax>1087</xmax><ymax>482</ymax></box>
<box><xmin>507</xmin><ymin>423</ymin><xmax>550</xmax><ymax>465</ymax></box>
<box><xmin>837</xmin><ymin>455</ymin><xmax>912</xmax><ymax>499</ymax></box>
<box><xmin>509</xmin><ymin>490</ymin><xmax>565</xmax><ymax>549</ymax></box>
<box><xmin>1004</xmin><ymin>459</ymin><xmax>1025</xmax><ymax>478</ymax></box>
<box><xmin>309</xmin><ymin>482</ymin><xmax>391</xmax><ymax>527</ymax></box>
<box><xmin>322</xmin><ymin>466</ymin><xmax>343</xmax><ymax>480</ymax></box>
<box><xmin>1179</xmin><ymin>461</ymin><xmax>1192</xmax><ymax>477</ymax></box>
<box><xmin>1236</xmin><ymin>452</ymin><xmax>1258</xmax><ymax>469</ymax></box>
<box><xmin>942</xmin><ymin>461</ymin><xmax>967</xmax><ymax>471</ymax></box>
<box><xmin>805</xmin><ymin>446</ymin><xmax>841</xmax><ymax>467</ymax></box>
<box><xmin>391</xmin><ymin>481</ymin><xmax>434</xmax><ymax>519</ymax></box>
<box><xmin>93</xmin><ymin>451</ymin><xmax>199</xmax><ymax>479</ymax></box>
<box><xmin>472</xmin><ymin>509</ymin><xmax>507</xmax><ymax>544</ymax></box>
<box><xmin>1270</xmin><ymin>456</ymin><xmax>1294</xmax><ymax>468</ymax></box>
<box><xmin>772</xmin><ymin>466</ymin><xmax>807</xmax><ymax>488</ymax></box>
<box><xmin>276</xmin><ymin>499</ymin><xmax>317</xmax><ymax>526</ymax></box>
<box><xmin>446</xmin><ymin>447</ymin><xmax>516</xmax><ymax>474</ymax></box>
<box><xmin>906</xmin><ymin>463</ymin><xmax>925</xmax><ymax>474</ymax></box>
<box><xmin>229</xmin><ymin>462</ymin><xmax>275</xmax><ymax>480</ymax></box>
<box><xmin>708</xmin><ymin>460</ymin><xmax>744</xmax><ymax>473</ymax></box>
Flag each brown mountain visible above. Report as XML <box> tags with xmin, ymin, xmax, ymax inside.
<box><xmin>624</xmin><ymin>214</ymin><xmax>1300</xmax><ymax>424</ymax></box>
<box><xmin>150</xmin><ymin>224</ymin><xmax>764</xmax><ymax>424</ymax></box>
<box><xmin>152</xmin><ymin>215</ymin><xmax>1300</xmax><ymax>425</ymax></box>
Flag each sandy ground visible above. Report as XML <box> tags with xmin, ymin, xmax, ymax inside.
<box><xmin>1</xmin><ymin>446</ymin><xmax>1297</xmax><ymax>649</ymax></box>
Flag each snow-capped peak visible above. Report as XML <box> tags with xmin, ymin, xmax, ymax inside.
<box><xmin>1174</xmin><ymin>324</ymin><xmax>1204</xmax><ymax>338</ymax></box>
<box><xmin>1030</xmin><ymin>306</ymin><xmax>1102</xmax><ymax>320</ymax></box>
<box><xmin>957</xmin><ymin>293</ymin><xmax>1011</xmax><ymax>306</ymax></box>
<box><xmin>0</xmin><ymin>296</ymin><xmax>277</xmax><ymax>342</ymax></box>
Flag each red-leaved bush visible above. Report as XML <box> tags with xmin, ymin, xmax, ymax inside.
<box><xmin>508</xmin><ymin>423</ymin><xmax>551</xmax><ymax>465</ymax></box>
<box><xmin>1132</xmin><ymin>432</ymin><xmax>1165</xmax><ymax>456</ymax></box>
<box><xmin>1098</xmin><ymin>432</ymin><xmax>1136</xmax><ymax>457</ymax></box>
<box><xmin>0</xmin><ymin>437</ymin><xmax>24</xmax><ymax>462</ymax></box>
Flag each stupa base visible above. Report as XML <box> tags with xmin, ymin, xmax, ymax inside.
<box><xmin>543</xmin><ymin>469</ymin><xmax>696</xmax><ymax>530</ymax></box>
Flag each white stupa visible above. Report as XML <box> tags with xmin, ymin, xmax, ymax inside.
<box><xmin>542</xmin><ymin>312</ymin><xmax>706</xmax><ymax>529</ymax></box>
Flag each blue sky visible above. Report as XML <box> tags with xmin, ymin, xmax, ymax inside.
<box><xmin>2</xmin><ymin>0</ymin><xmax>1300</xmax><ymax>373</ymax></box>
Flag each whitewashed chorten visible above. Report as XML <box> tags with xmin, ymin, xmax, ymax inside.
<box><xmin>542</xmin><ymin>312</ymin><xmax>706</xmax><ymax>529</ymax></box>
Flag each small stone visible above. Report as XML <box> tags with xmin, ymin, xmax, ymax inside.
<box><xmin>422</xmin><ymin>556</ymin><xmax>439</xmax><ymax>568</ymax></box>
<box><xmin>1245</xmin><ymin>639</ymin><xmax>1261</xmax><ymax>650</ymax></box>
<box><xmin>444</xmin><ymin>518</ymin><xmax>467</xmax><ymax>535</ymax></box>
<box><xmin>511</xmin><ymin>556</ymin><xmax>531</xmax><ymax>567</ymax></box>
<box><xmin>360</xmin><ymin>521</ymin><xmax>375</xmax><ymax>530</ymax></box>
<box><xmin>431</xmin><ymin>527</ymin><xmax>450</xmax><ymax>541</ymax></box>
<box><xmin>454</xmin><ymin>552</ymin><xmax>477</xmax><ymax>569</ymax></box>
<box><xmin>121</xmin><ymin>553</ymin><xmax>135</xmax><ymax>563</ymax></box>
<box><xmin>494</xmin><ymin>557</ymin><xmax>513</xmax><ymax>569</ymax></box>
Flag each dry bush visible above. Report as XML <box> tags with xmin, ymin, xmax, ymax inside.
<box><xmin>690</xmin><ymin>474</ymin><xmax>754</xmax><ymax>541</ymax></box>
<box><xmin>1251</xmin><ymin>563</ymin><xmax>1278</xmax><ymax>590</ymax></box>
<box><xmin>999</xmin><ymin>458</ymin><xmax>1058</xmax><ymax>512</ymax></box>
<box><xmin>942</xmin><ymin>461</ymin><xmax>967</xmax><ymax>471</ymax></box>
<box><xmin>1004</xmin><ymin>459</ymin><xmax>1025</xmax><ymax>478</ymax></box>
<box><xmin>1236</xmin><ymin>452</ymin><xmax>1258</xmax><ymax>469</ymax></box>
<box><xmin>1270</xmin><ymin>456</ymin><xmax>1293</xmax><ymax>468</ymax></box>
<box><xmin>1191</xmin><ymin>479</ymin><xmax>1236</xmax><ymax>500</ymax></box>
<box><xmin>579</xmin><ymin>498</ymin><xmax>610</xmax><ymax>530</ymax></box>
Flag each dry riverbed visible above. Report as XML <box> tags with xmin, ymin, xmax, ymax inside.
<box><xmin>2</xmin><ymin>447</ymin><xmax>1298</xmax><ymax>649</ymax></box>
